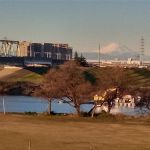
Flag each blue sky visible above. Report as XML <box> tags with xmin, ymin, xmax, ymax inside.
<box><xmin>0</xmin><ymin>0</ymin><xmax>150</xmax><ymax>55</ymax></box>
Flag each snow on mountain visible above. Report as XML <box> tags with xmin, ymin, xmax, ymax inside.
<box><xmin>81</xmin><ymin>48</ymin><xmax>150</xmax><ymax>61</ymax></box>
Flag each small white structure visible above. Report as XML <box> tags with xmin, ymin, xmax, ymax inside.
<box><xmin>114</xmin><ymin>95</ymin><xmax>135</xmax><ymax>109</ymax></box>
<box><xmin>94</xmin><ymin>105</ymin><xmax>108</xmax><ymax>114</ymax></box>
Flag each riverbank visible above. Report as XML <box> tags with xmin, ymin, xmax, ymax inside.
<box><xmin>0</xmin><ymin>67</ymin><xmax>149</xmax><ymax>96</ymax></box>
<box><xmin>0</xmin><ymin>67</ymin><xmax>44</xmax><ymax>83</ymax></box>
<box><xmin>0</xmin><ymin>114</ymin><xmax>150</xmax><ymax>150</ymax></box>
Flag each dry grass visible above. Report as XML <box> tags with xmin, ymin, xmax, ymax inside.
<box><xmin>90</xmin><ymin>67</ymin><xmax>150</xmax><ymax>88</ymax></box>
<box><xmin>0</xmin><ymin>68</ymin><xmax>43</xmax><ymax>83</ymax></box>
<box><xmin>0</xmin><ymin>114</ymin><xmax>150</xmax><ymax>150</ymax></box>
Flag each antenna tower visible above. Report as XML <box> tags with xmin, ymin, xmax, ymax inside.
<box><xmin>98</xmin><ymin>44</ymin><xmax>100</xmax><ymax>67</ymax></box>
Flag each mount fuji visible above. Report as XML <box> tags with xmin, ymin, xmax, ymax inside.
<box><xmin>81</xmin><ymin>48</ymin><xmax>150</xmax><ymax>61</ymax></box>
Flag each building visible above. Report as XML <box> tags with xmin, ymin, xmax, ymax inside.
<box><xmin>88</xmin><ymin>58</ymin><xmax>150</xmax><ymax>68</ymax></box>
<box><xmin>29</xmin><ymin>43</ymin><xmax>72</xmax><ymax>60</ymax></box>
<box><xmin>19</xmin><ymin>41</ymin><xmax>30</xmax><ymax>57</ymax></box>
<box><xmin>30</xmin><ymin>43</ymin><xmax>43</xmax><ymax>57</ymax></box>
<box><xmin>18</xmin><ymin>41</ymin><xmax>72</xmax><ymax>61</ymax></box>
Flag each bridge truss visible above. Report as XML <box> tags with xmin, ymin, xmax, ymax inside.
<box><xmin>0</xmin><ymin>40</ymin><xmax>20</xmax><ymax>57</ymax></box>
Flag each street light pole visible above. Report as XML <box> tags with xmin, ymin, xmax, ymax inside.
<box><xmin>2</xmin><ymin>96</ymin><xmax>5</xmax><ymax>115</ymax></box>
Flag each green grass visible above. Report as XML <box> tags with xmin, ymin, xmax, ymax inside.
<box><xmin>89</xmin><ymin>67</ymin><xmax>150</xmax><ymax>88</ymax></box>
<box><xmin>0</xmin><ymin>67</ymin><xmax>150</xmax><ymax>86</ymax></box>
<box><xmin>20</xmin><ymin>72</ymin><xmax>43</xmax><ymax>82</ymax></box>
<box><xmin>126</xmin><ymin>69</ymin><xmax>150</xmax><ymax>87</ymax></box>
<box><xmin>0</xmin><ymin>114</ymin><xmax>150</xmax><ymax>150</ymax></box>
<box><xmin>0</xmin><ymin>68</ymin><xmax>44</xmax><ymax>83</ymax></box>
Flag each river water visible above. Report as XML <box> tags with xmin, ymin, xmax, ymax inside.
<box><xmin>0</xmin><ymin>96</ymin><xmax>148</xmax><ymax>115</ymax></box>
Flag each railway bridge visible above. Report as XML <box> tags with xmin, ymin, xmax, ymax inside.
<box><xmin>0</xmin><ymin>39</ymin><xmax>71</xmax><ymax>66</ymax></box>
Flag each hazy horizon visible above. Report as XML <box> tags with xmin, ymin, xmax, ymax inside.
<box><xmin>0</xmin><ymin>0</ymin><xmax>150</xmax><ymax>55</ymax></box>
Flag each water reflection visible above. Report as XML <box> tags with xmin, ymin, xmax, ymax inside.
<box><xmin>0</xmin><ymin>96</ymin><xmax>48</xmax><ymax>113</ymax></box>
<box><xmin>0</xmin><ymin>96</ymin><xmax>149</xmax><ymax>116</ymax></box>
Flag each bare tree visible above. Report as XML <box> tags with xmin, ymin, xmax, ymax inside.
<box><xmin>35</xmin><ymin>61</ymin><xmax>95</xmax><ymax>115</ymax></box>
<box><xmin>34</xmin><ymin>69</ymin><xmax>61</xmax><ymax>115</ymax></box>
<box><xmin>98</xmin><ymin>67</ymin><xmax>133</xmax><ymax>91</ymax></box>
<box><xmin>90</xmin><ymin>87</ymin><xmax>119</xmax><ymax>117</ymax></box>
<box><xmin>89</xmin><ymin>67</ymin><xmax>131</xmax><ymax>116</ymax></box>
<box><xmin>132</xmin><ymin>88</ymin><xmax>150</xmax><ymax>111</ymax></box>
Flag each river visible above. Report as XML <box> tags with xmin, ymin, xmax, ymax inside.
<box><xmin>0</xmin><ymin>96</ymin><xmax>148</xmax><ymax>115</ymax></box>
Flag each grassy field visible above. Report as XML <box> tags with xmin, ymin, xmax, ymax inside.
<box><xmin>0</xmin><ymin>114</ymin><xmax>150</xmax><ymax>150</ymax></box>
<box><xmin>125</xmin><ymin>68</ymin><xmax>150</xmax><ymax>88</ymax></box>
<box><xmin>0</xmin><ymin>67</ymin><xmax>149</xmax><ymax>87</ymax></box>
<box><xmin>0</xmin><ymin>68</ymin><xmax>43</xmax><ymax>83</ymax></box>
<box><xmin>90</xmin><ymin>67</ymin><xmax>150</xmax><ymax>88</ymax></box>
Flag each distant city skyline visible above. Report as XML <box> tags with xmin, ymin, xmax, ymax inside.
<box><xmin>0</xmin><ymin>0</ymin><xmax>150</xmax><ymax>55</ymax></box>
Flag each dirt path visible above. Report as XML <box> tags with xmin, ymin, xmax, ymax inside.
<box><xmin>0</xmin><ymin>67</ymin><xmax>22</xmax><ymax>79</ymax></box>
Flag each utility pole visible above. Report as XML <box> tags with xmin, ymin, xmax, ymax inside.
<box><xmin>2</xmin><ymin>96</ymin><xmax>5</xmax><ymax>115</ymax></box>
<box><xmin>98</xmin><ymin>44</ymin><xmax>100</xmax><ymax>67</ymax></box>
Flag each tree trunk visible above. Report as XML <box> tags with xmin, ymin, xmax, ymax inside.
<box><xmin>107</xmin><ymin>106</ymin><xmax>111</xmax><ymax>113</ymax></box>
<box><xmin>91</xmin><ymin>105</ymin><xmax>96</xmax><ymax>118</ymax></box>
<box><xmin>75</xmin><ymin>105</ymin><xmax>81</xmax><ymax>116</ymax></box>
<box><xmin>48</xmin><ymin>98</ymin><xmax>52</xmax><ymax>115</ymax></box>
<box><xmin>107</xmin><ymin>99</ymin><xmax>113</xmax><ymax>113</ymax></box>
